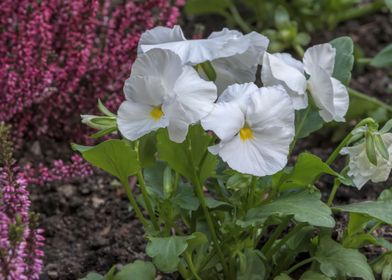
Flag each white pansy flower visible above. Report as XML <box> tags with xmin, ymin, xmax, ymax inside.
<box><xmin>138</xmin><ymin>25</ymin><xmax>269</xmax><ymax>92</ymax></box>
<box><xmin>201</xmin><ymin>83</ymin><xmax>295</xmax><ymax>176</ymax></box>
<box><xmin>261</xmin><ymin>43</ymin><xmax>349</xmax><ymax>122</ymax></box>
<box><xmin>117</xmin><ymin>49</ymin><xmax>217</xmax><ymax>143</ymax></box>
<box><xmin>341</xmin><ymin>133</ymin><xmax>392</xmax><ymax>189</ymax></box>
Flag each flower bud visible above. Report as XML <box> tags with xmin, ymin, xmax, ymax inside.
<box><xmin>365</xmin><ymin>133</ymin><xmax>378</xmax><ymax>166</ymax></box>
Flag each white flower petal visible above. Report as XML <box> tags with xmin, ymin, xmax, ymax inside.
<box><xmin>201</xmin><ymin>102</ymin><xmax>245</xmax><ymax>141</ymax></box>
<box><xmin>261</xmin><ymin>53</ymin><xmax>307</xmax><ymax>109</ymax></box>
<box><xmin>273</xmin><ymin>53</ymin><xmax>304</xmax><ymax>72</ymax></box>
<box><xmin>132</xmin><ymin>49</ymin><xmax>183</xmax><ymax>92</ymax></box>
<box><xmin>138</xmin><ymin>26</ymin><xmax>251</xmax><ymax>65</ymax></box>
<box><xmin>138</xmin><ymin>25</ymin><xmax>186</xmax><ymax>54</ymax></box>
<box><xmin>117</xmin><ymin>100</ymin><xmax>168</xmax><ymax>140</ymax></box>
<box><xmin>307</xmin><ymin>65</ymin><xmax>335</xmax><ymax>122</ymax></box>
<box><xmin>172</xmin><ymin>66</ymin><xmax>217</xmax><ymax>123</ymax></box>
<box><xmin>123</xmin><ymin>76</ymin><xmax>166</xmax><ymax>106</ymax></box>
<box><xmin>161</xmin><ymin>66</ymin><xmax>217</xmax><ymax>143</ymax></box>
<box><xmin>330</xmin><ymin>77</ymin><xmax>349</xmax><ymax>122</ymax></box>
<box><xmin>303</xmin><ymin>43</ymin><xmax>336</xmax><ymax>76</ymax></box>
<box><xmin>217</xmin><ymin>83</ymin><xmax>258</xmax><ymax>112</ymax></box>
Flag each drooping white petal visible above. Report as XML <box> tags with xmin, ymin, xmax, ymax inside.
<box><xmin>123</xmin><ymin>76</ymin><xmax>166</xmax><ymax>106</ymax></box>
<box><xmin>201</xmin><ymin>102</ymin><xmax>245</xmax><ymax>141</ymax></box>
<box><xmin>117</xmin><ymin>100</ymin><xmax>168</xmax><ymax>140</ymax></box>
<box><xmin>330</xmin><ymin>77</ymin><xmax>349</xmax><ymax>122</ymax></box>
<box><xmin>261</xmin><ymin>53</ymin><xmax>307</xmax><ymax>109</ymax></box>
<box><xmin>161</xmin><ymin>66</ymin><xmax>217</xmax><ymax>143</ymax></box>
<box><xmin>274</xmin><ymin>53</ymin><xmax>304</xmax><ymax>72</ymax></box>
<box><xmin>341</xmin><ymin>133</ymin><xmax>392</xmax><ymax>189</ymax></box>
<box><xmin>131</xmin><ymin>49</ymin><xmax>183</xmax><ymax>92</ymax></box>
<box><xmin>138</xmin><ymin>26</ymin><xmax>250</xmax><ymax>65</ymax></box>
<box><xmin>303</xmin><ymin>43</ymin><xmax>336</xmax><ymax>76</ymax></box>
<box><xmin>307</xmin><ymin>65</ymin><xmax>335</xmax><ymax>122</ymax></box>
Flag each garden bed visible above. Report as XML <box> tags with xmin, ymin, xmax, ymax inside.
<box><xmin>30</xmin><ymin>10</ymin><xmax>392</xmax><ymax>280</ymax></box>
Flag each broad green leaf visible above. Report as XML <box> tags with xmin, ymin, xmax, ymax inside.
<box><xmin>295</xmin><ymin>107</ymin><xmax>324</xmax><ymax>139</ymax></box>
<box><xmin>300</xmin><ymin>271</ymin><xmax>331</xmax><ymax>280</ymax></box>
<box><xmin>146</xmin><ymin>235</ymin><xmax>192</xmax><ymax>273</ymax></box>
<box><xmin>315</xmin><ymin>236</ymin><xmax>374</xmax><ymax>280</ymax></box>
<box><xmin>172</xmin><ymin>185</ymin><xmax>200</xmax><ymax>211</ymax></box>
<box><xmin>185</xmin><ymin>0</ymin><xmax>230</xmax><ymax>16</ymax></box>
<box><xmin>330</xmin><ymin>36</ymin><xmax>354</xmax><ymax>84</ymax></box>
<box><xmin>347</xmin><ymin>213</ymin><xmax>371</xmax><ymax>236</ymax></box>
<box><xmin>242</xmin><ymin>190</ymin><xmax>335</xmax><ymax>228</ymax></box>
<box><xmin>279</xmin><ymin>153</ymin><xmax>339</xmax><ymax>190</ymax></box>
<box><xmin>143</xmin><ymin>161</ymin><xmax>166</xmax><ymax>199</ymax></box>
<box><xmin>371</xmin><ymin>43</ymin><xmax>392</xmax><ymax>68</ymax></box>
<box><xmin>157</xmin><ymin>125</ymin><xmax>218</xmax><ymax>182</ymax></box>
<box><xmin>334</xmin><ymin>200</ymin><xmax>392</xmax><ymax>225</ymax></box>
<box><xmin>73</xmin><ymin>139</ymin><xmax>140</xmax><ymax>182</ymax></box>
<box><xmin>114</xmin><ymin>260</ymin><xmax>155</xmax><ymax>280</ymax></box>
<box><xmin>237</xmin><ymin>249</ymin><xmax>266</xmax><ymax>280</ymax></box>
<box><xmin>138</xmin><ymin>132</ymin><xmax>157</xmax><ymax>168</ymax></box>
<box><xmin>205</xmin><ymin>197</ymin><xmax>231</xmax><ymax>209</ymax></box>
<box><xmin>226</xmin><ymin>173</ymin><xmax>252</xmax><ymax>190</ymax></box>
<box><xmin>186</xmin><ymin>232</ymin><xmax>208</xmax><ymax>253</ymax></box>
<box><xmin>378</xmin><ymin>188</ymin><xmax>392</xmax><ymax>202</ymax></box>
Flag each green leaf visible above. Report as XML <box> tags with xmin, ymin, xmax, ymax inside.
<box><xmin>143</xmin><ymin>161</ymin><xmax>166</xmax><ymax>199</ymax></box>
<box><xmin>172</xmin><ymin>185</ymin><xmax>200</xmax><ymax>211</ymax></box>
<box><xmin>274</xmin><ymin>274</ymin><xmax>292</xmax><ymax>280</ymax></box>
<box><xmin>138</xmin><ymin>132</ymin><xmax>157</xmax><ymax>168</ymax></box>
<box><xmin>330</xmin><ymin>36</ymin><xmax>354</xmax><ymax>84</ymax></box>
<box><xmin>373</xmin><ymin>252</ymin><xmax>392</xmax><ymax>280</ymax></box>
<box><xmin>378</xmin><ymin>188</ymin><xmax>392</xmax><ymax>202</ymax></box>
<box><xmin>205</xmin><ymin>197</ymin><xmax>231</xmax><ymax>209</ymax></box>
<box><xmin>274</xmin><ymin>6</ymin><xmax>290</xmax><ymax>29</ymax></box>
<box><xmin>186</xmin><ymin>232</ymin><xmax>208</xmax><ymax>253</ymax></box>
<box><xmin>98</xmin><ymin>99</ymin><xmax>116</xmax><ymax>117</ymax></box>
<box><xmin>146</xmin><ymin>235</ymin><xmax>192</xmax><ymax>273</ymax></box>
<box><xmin>315</xmin><ymin>236</ymin><xmax>375</xmax><ymax>280</ymax></box>
<box><xmin>300</xmin><ymin>271</ymin><xmax>331</xmax><ymax>280</ymax></box>
<box><xmin>73</xmin><ymin>139</ymin><xmax>140</xmax><ymax>182</ymax></box>
<box><xmin>386</xmin><ymin>0</ymin><xmax>392</xmax><ymax>11</ymax></box>
<box><xmin>185</xmin><ymin>0</ymin><xmax>230</xmax><ymax>16</ymax></box>
<box><xmin>226</xmin><ymin>173</ymin><xmax>252</xmax><ymax>190</ymax></box>
<box><xmin>279</xmin><ymin>153</ymin><xmax>339</xmax><ymax>190</ymax></box>
<box><xmin>114</xmin><ymin>260</ymin><xmax>156</xmax><ymax>280</ymax></box>
<box><xmin>237</xmin><ymin>249</ymin><xmax>266</xmax><ymax>280</ymax></box>
<box><xmin>334</xmin><ymin>200</ymin><xmax>392</xmax><ymax>225</ymax></box>
<box><xmin>371</xmin><ymin>43</ymin><xmax>392</xmax><ymax>68</ymax></box>
<box><xmin>243</xmin><ymin>190</ymin><xmax>335</xmax><ymax>228</ymax></box>
<box><xmin>157</xmin><ymin>125</ymin><xmax>218</xmax><ymax>182</ymax></box>
<box><xmin>80</xmin><ymin>272</ymin><xmax>104</xmax><ymax>280</ymax></box>
<box><xmin>295</xmin><ymin>108</ymin><xmax>324</xmax><ymax>139</ymax></box>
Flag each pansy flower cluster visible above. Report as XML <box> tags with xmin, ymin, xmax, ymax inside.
<box><xmin>117</xmin><ymin>25</ymin><xmax>351</xmax><ymax>177</ymax></box>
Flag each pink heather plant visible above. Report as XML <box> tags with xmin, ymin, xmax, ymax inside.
<box><xmin>0</xmin><ymin>124</ymin><xmax>44</xmax><ymax>280</ymax></box>
<box><xmin>0</xmin><ymin>0</ymin><xmax>182</xmax><ymax>146</ymax></box>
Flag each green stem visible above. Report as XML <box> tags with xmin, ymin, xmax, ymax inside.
<box><xmin>186</xmin><ymin>138</ymin><xmax>230</xmax><ymax>278</ymax></box>
<box><xmin>293</xmin><ymin>43</ymin><xmax>305</xmax><ymax>57</ymax></box>
<box><xmin>178</xmin><ymin>262</ymin><xmax>190</xmax><ymax>280</ymax></box>
<box><xmin>137</xmin><ymin>170</ymin><xmax>160</xmax><ymax>230</ymax></box>
<box><xmin>120</xmin><ymin>178</ymin><xmax>149</xmax><ymax>228</ymax></box>
<box><xmin>327</xmin><ymin>179</ymin><xmax>341</xmax><ymax>207</ymax></box>
<box><xmin>261</xmin><ymin>216</ymin><xmax>290</xmax><ymax>255</ymax></box>
<box><xmin>334</xmin><ymin>0</ymin><xmax>384</xmax><ymax>24</ymax></box>
<box><xmin>286</xmin><ymin>257</ymin><xmax>315</xmax><ymax>275</ymax></box>
<box><xmin>290</xmin><ymin>106</ymin><xmax>312</xmax><ymax>153</ymax></box>
<box><xmin>185</xmin><ymin>253</ymin><xmax>202</xmax><ymax>280</ymax></box>
<box><xmin>248</xmin><ymin>176</ymin><xmax>257</xmax><ymax>208</ymax></box>
<box><xmin>349</xmin><ymin>88</ymin><xmax>392</xmax><ymax>113</ymax></box>
<box><xmin>266</xmin><ymin>223</ymin><xmax>306</xmax><ymax>259</ymax></box>
<box><xmin>369</xmin><ymin>221</ymin><xmax>383</xmax><ymax>233</ymax></box>
<box><xmin>228</xmin><ymin>4</ymin><xmax>252</xmax><ymax>33</ymax></box>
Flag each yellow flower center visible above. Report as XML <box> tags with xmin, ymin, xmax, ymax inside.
<box><xmin>239</xmin><ymin>126</ymin><xmax>254</xmax><ymax>142</ymax></box>
<box><xmin>150</xmin><ymin>106</ymin><xmax>164</xmax><ymax>121</ymax></box>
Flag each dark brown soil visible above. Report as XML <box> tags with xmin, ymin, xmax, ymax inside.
<box><xmin>30</xmin><ymin>10</ymin><xmax>392</xmax><ymax>280</ymax></box>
